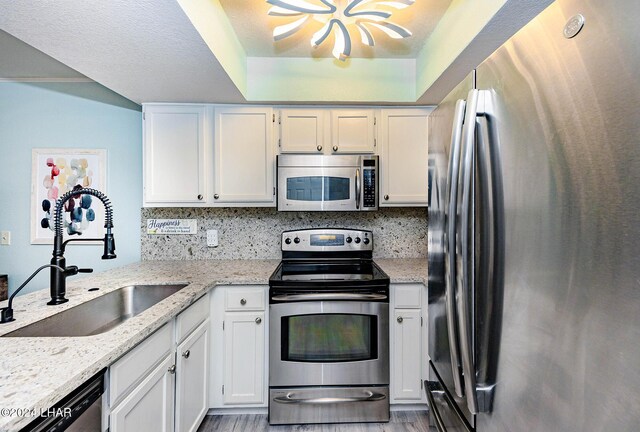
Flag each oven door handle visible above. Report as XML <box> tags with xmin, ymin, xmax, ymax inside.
<box><xmin>273</xmin><ymin>391</ymin><xmax>386</xmax><ymax>405</ymax></box>
<box><xmin>271</xmin><ymin>293</ymin><xmax>388</xmax><ymax>301</ymax></box>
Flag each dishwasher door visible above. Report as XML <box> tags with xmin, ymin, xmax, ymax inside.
<box><xmin>25</xmin><ymin>369</ymin><xmax>105</xmax><ymax>432</ymax></box>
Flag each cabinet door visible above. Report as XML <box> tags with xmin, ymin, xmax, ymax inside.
<box><xmin>379</xmin><ymin>109</ymin><xmax>431</xmax><ymax>206</ymax></box>
<box><xmin>223</xmin><ymin>312</ymin><xmax>265</xmax><ymax>404</ymax></box>
<box><xmin>279</xmin><ymin>109</ymin><xmax>325</xmax><ymax>154</ymax></box>
<box><xmin>110</xmin><ymin>354</ymin><xmax>175</xmax><ymax>432</ymax></box>
<box><xmin>392</xmin><ymin>309</ymin><xmax>422</xmax><ymax>401</ymax></box>
<box><xmin>175</xmin><ymin>320</ymin><xmax>209</xmax><ymax>432</ymax></box>
<box><xmin>330</xmin><ymin>109</ymin><xmax>376</xmax><ymax>153</ymax></box>
<box><xmin>214</xmin><ymin>107</ymin><xmax>275</xmax><ymax>205</ymax></box>
<box><xmin>143</xmin><ymin>105</ymin><xmax>208</xmax><ymax>205</ymax></box>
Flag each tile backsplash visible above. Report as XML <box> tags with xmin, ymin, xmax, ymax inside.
<box><xmin>141</xmin><ymin>208</ymin><xmax>427</xmax><ymax>260</ymax></box>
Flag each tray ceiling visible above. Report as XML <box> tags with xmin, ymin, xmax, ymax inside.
<box><xmin>219</xmin><ymin>0</ymin><xmax>452</xmax><ymax>59</ymax></box>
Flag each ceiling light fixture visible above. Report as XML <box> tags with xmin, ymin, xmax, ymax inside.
<box><xmin>267</xmin><ymin>0</ymin><xmax>414</xmax><ymax>61</ymax></box>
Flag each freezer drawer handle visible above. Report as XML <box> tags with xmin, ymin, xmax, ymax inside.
<box><xmin>425</xmin><ymin>383</ymin><xmax>448</xmax><ymax>432</ymax></box>
<box><xmin>273</xmin><ymin>391</ymin><xmax>386</xmax><ymax>405</ymax></box>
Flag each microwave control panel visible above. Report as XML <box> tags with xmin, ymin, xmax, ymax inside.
<box><xmin>363</xmin><ymin>168</ymin><xmax>376</xmax><ymax>208</ymax></box>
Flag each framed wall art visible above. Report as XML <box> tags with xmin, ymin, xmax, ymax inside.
<box><xmin>30</xmin><ymin>148</ymin><xmax>107</xmax><ymax>244</ymax></box>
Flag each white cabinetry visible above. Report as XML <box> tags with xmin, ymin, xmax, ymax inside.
<box><xmin>390</xmin><ymin>283</ymin><xmax>428</xmax><ymax>404</ymax></box>
<box><xmin>223</xmin><ymin>312</ymin><xmax>266</xmax><ymax>404</ymax></box>
<box><xmin>175</xmin><ymin>320</ymin><xmax>209</xmax><ymax>432</ymax></box>
<box><xmin>213</xmin><ymin>107</ymin><xmax>275</xmax><ymax>205</ymax></box>
<box><xmin>110</xmin><ymin>353</ymin><xmax>175</xmax><ymax>432</ymax></box>
<box><xmin>278</xmin><ymin>109</ymin><xmax>325</xmax><ymax>154</ymax></box>
<box><xmin>379</xmin><ymin>109</ymin><xmax>432</xmax><ymax>206</ymax></box>
<box><xmin>277</xmin><ymin>108</ymin><xmax>376</xmax><ymax>154</ymax></box>
<box><xmin>108</xmin><ymin>294</ymin><xmax>210</xmax><ymax>432</ymax></box>
<box><xmin>330</xmin><ymin>109</ymin><xmax>376</xmax><ymax>154</ymax></box>
<box><xmin>143</xmin><ymin>104</ymin><xmax>209</xmax><ymax>206</ymax></box>
<box><xmin>210</xmin><ymin>286</ymin><xmax>269</xmax><ymax>408</ymax></box>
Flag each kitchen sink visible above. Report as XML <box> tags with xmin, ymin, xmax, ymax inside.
<box><xmin>1</xmin><ymin>284</ymin><xmax>188</xmax><ymax>337</ymax></box>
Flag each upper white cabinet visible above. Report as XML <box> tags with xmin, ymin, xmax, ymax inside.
<box><xmin>330</xmin><ymin>109</ymin><xmax>376</xmax><ymax>154</ymax></box>
<box><xmin>143</xmin><ymin>104</ymin><xmax>433</xmax><ymax>208</ymax></box>
<box><xmin>143</xmin><ymin>105</ymin><xmax>208</xmax><ymax>206</ymax></box>
<box><xmin>277</xmin><ymin>108</ymin><xmax>376</xmax><ymax>155</ymax></box>
<box><xmin>379</xmin><ymin>109</ymin><xmax>432</xmax><ymax>206</ymax></box>
<box><xmin>279</xmin><ymin>109</ymin><xmax>325</xmax><ymax>154</ymax></box>
<box><xmin>213</xmin><ymin>107</ymin><xmax>275</xmax><ymax>205</ymax></box>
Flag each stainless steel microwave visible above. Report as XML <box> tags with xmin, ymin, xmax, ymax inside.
<box><xmin>277</xmin><ymin>155</ymin><xmax>379</xmax><ymax>211</ymax></box>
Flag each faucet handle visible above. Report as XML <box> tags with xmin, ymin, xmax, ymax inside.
<box><xmin>78</xmin><ymin>268</ymin><xmax>94</xmax><ymax>273</ymax></box>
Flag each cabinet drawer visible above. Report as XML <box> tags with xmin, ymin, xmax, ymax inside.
<box><xmin>225</xmin><ymin>287</ymin><xmax>265</xmax><ymax>311</ymax></box>
<box><xmin>176</xmin><ymin>293</ymin><xmax>209</xmax><ymax>344</ymax></box>
<box><xmin>393</xmin><ymin>284</ymin><xmax>423</xmax><ymax>309</ymax></box>
<box><xmin>109</xmin><ymin>321</ymin><xmax>174</xmax><ymax>407</ymax></box>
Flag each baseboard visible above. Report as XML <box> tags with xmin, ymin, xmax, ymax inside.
<box><xmin>391</xmin><ymin>403</ymin><xmax>428</xmax><ymax>412</ymax></box>
<box><xmin>207</xmin><ymin>407</ymin><xmax>269</xmax><ymax>416</ymax></box>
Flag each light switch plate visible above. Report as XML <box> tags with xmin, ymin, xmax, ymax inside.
<box><xmin>0</xmin><ymin>231</ymin><xmax>10</xmax><ymax>245</ymax></box>
<box><xmin>206</xmin><ymin>230</ymin><xmax>218</xmax><ymax>247</ymax></box>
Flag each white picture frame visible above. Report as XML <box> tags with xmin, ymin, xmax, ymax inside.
<box><xmin>30</xmin><ymin>148</ymin><xmax>107</xmax><ymax>245</ymax></box>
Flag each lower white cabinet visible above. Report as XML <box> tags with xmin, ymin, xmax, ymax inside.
<box><xmin>110</xmin><ymin>354</ymin><xmax>176</xmax><ymax>432</ymax></box>
<box><xmin>210</xmin><ymin>286</ymin><xmax>269</xmax><ymax>409</ymax></box>
<box><xmin>223</xmin><ymin>312</ymin><xmax>266</xmax><ymax>404</ymax></box>
<box><xmin>390</xmin><ymin>283</ymin><xmax>428</xmax><ymax>404</ymax></box>
<box><xmin>108</xmin><ymin>293</ymin><xmax>210</xmax><ymax>432</ymax></box>
<box><xmin>175</xmin><ymin>320</ymin><xmax>210</xmax><ymax>432</ymax></box>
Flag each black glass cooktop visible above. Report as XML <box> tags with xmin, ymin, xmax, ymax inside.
<box><xmin>269</xmin><ymin>260</ymin><xmax>389</xmax><ymax>287</ymax></box>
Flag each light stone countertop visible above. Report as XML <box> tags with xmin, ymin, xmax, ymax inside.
<box><xmin>0</xmin><ymin>258</ymin><xmax>427</xmax><ymax>431</ymax></box>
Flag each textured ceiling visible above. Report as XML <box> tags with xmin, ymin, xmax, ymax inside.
<box><xmin>219</xmin><ymin>0</ymin><xmax>453</xmax><ymax>58</ymax></box>
<box><xmin>0</xmin><ymin>30</ymin><xmax>86</xmax><ymax>80</ymax></box>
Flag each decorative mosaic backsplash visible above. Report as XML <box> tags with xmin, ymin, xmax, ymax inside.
<box><xmin>141</xmin><ymin>208</ymin><xmax>427</xmax><ymax>260</ymax></box>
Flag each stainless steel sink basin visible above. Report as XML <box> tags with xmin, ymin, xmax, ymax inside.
<box><xmin>2</xmin><ymin>284</ymin><xmax>188</xmax><ymax>337</ymax></box>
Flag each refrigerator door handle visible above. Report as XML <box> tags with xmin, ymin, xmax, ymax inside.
<box><xmin>473</xmin><ymin>90</ymin><xmax>505</xmax><ymax>413</ymax></box>
<box><xmin>456</xmin><ymin>89</ymin><xmax>479</xmax><ymax>415</ymax></box>
<box><xmin>444</xmin><ymin>98</ymin><xmax>467</xmax><ymax>398</ymax></box>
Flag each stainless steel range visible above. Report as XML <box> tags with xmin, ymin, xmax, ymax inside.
<box><xmin>268</xmin><ymin>228</ymin><xmax>390</xmax><ymax>425</ymax></box>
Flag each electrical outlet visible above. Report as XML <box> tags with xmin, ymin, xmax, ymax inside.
<box><xmin>206</xmin><ymin>230</ymin><xmax>218</xmax><ymax>247</ymax></box>
<box><xmin>0</xmin><ymin>231</ymin><xmax>10</xmax><ymax>245</ymax></box>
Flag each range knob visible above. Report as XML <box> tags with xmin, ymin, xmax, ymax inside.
<box><xmin>346</xmin><ymin>237</ymin><xmax>353</xmax><ymax>244</ymax></box>
<box><xmin>363</xmin><ymin>238</ymin><xmax>370</xmax><ymax>245</ymax></box>
<box><xmin>294</xmin><ymin>237</ymin><xmax>301</xmax><ymax>244</ymax></box>
<box><xmin>285</xmin><ymin>237</ymin><xmax>292</xmax><ymax>245</ymax></box>
<box><xmin>355</xmin><ymin>237</ymin><xmax>361</xmax><ymax>244</ymax></box>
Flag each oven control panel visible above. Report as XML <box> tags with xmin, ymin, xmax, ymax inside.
<box><xmin>282</xmin><ymin>228</ymin><xmax>373</xmax><ymax>252</ymax></box>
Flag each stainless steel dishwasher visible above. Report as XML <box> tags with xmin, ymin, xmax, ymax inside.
<box><xmin>24</xmin><ymin>369</ymin><xmax>105</xmax><ymax>431</ymax></box>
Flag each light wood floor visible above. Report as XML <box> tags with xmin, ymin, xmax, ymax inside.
<box><xmin>197</xmin><ymin>410</ymin><xmax>431</xmax><ymax>432</ymax></box>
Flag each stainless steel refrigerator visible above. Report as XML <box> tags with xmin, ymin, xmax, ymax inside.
<box><xmin>426</xmin><ymin>0</ymin><xmax>640</xmax><ymax>430</ymax></box>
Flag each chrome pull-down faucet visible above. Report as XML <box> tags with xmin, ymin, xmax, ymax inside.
<box><xmin>48</xmin><ymin>188</ymin><xmax>116</xmax><ymax>305</ymax></box>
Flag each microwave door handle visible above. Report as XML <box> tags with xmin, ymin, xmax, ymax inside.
<box><xmin>456</xmin><ymin>89</ymin><xmax>479</xmax><ymax>415</ymax></box>
<box><xmin>355</xmin><ymin>168</ymin><xmax>361</xmax><ymax>209</ymax></box>
<box><xmin>445</xmin><ymin>98</ymin><xmax>467</xmax><ymax>398</ymax></box>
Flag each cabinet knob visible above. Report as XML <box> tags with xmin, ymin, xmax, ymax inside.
<box><xmin>332</xmin><ymin>145</ymin><xmax>339</xmax><ymax>152</ymax></box>
<box><xmin>240</xmin><ymin>298</ymin><xmax>247</xmax><ymax>305</ymax></box>
<box><xmin>317</xmin><ymin>145</ymin><xmax>323</xmax><ymax>152</ymax></box>
<box><xmin>182</xmin><ymin>350</ymin><xmax>190</xmax><ymax>359</ymax></box>
<box><xmin>255</xmin><ymin>317</ymin><xmax>262</xmax><ymax>325</ymax></box>
<box><xmin>197</xmin><ymin>194</ymin><xmax>203</xmax><ymax>200</ymax></box>
<box><xmin>168</xmin><ymin>364</ymin><xmax>176</xmax><ymax>374</ymax></box>
<box><xmin>384</xmin><ymin>195</ymin><xmax>390</xmax><ymax>201</ymax></box>
<box><xmin>214</xmin><ymin>194</ymin><xmax>219</xmax><ymax>199</ymax></box>
<box><xmin>397</xmin><ymin>316</ymin><xmax>403</xmax><ymax>323</ymax></box>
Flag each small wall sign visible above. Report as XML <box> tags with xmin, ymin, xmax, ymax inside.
<box><xmin>147</xmin><ymin>219</ymin><xmax>197</xmax><ymax>235</ymax></box>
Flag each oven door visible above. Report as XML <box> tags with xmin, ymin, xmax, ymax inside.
<box><xmin>270</xmin><ymin>300</ymin><xmax>389</xmax><ymax>387</ymax></box>
<box><xmin>277</xmin><ymin>166</ymin><xmax>359</xmax><ymax>211</ymax></box>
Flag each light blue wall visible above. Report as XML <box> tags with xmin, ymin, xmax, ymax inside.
<box><xmin>0</xmin><ymin>82</ymin><xmax>142</xmax><ymax>296</ymax></box>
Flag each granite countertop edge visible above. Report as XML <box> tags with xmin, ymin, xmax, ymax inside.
<box><xmin>0</xmin><ymin>258</ymin><xmax>427</xmax><ymax>431</ymax></box>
